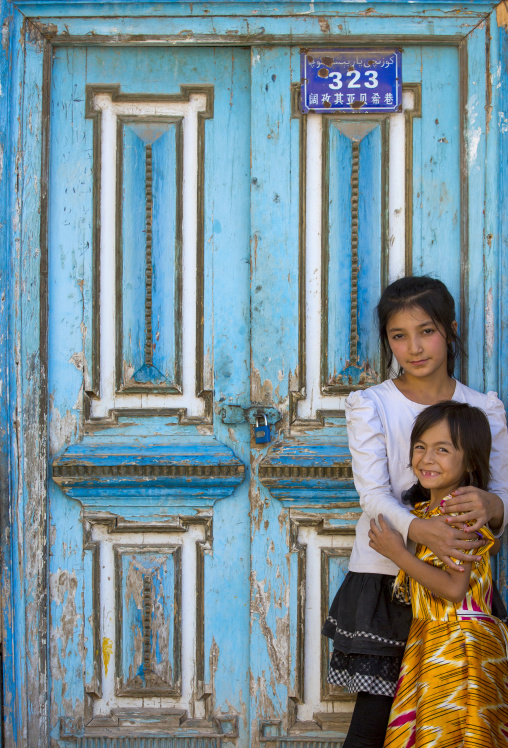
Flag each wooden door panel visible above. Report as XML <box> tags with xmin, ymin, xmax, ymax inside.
<box><xmin>44</xmin><ymin>30</ymin><xmax>498</xmax><ymax>748</ymax></box>
<box><xmin>49</xmin><ymin>45</ymin><xmax>251</xmax><ymax>743</ymax></box>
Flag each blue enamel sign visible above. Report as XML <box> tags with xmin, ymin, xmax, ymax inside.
<box><xmin>301</xmin><ymin>49</ymin><xmax>402</xmax><ymax>114</ymax></box>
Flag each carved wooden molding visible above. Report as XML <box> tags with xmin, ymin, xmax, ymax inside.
<box><xmin>83</xmin><ymin>84</ymin><xmax>214</xmax><ymax>425</ymax></box>
<box><xmin>349</xmin><ymin>140</ymin><xmax>360</xmax><ymax>365</ymax></box>
<box><xmin>259</xmin><ymin>464</ymin><xmax>352</xmax><ymax>480</ymax></box>
<box><xmin>52</xmin><ymin>439</ymin><xmax>245</xmax><ymax>508</ymax></box>
<box><xmin>115</xmin><ymin>544</ymin><xmax>182</xmax><ymax>696</ymax></box>
<box><xmin>54</xmin><ymin>462</ymin><xmax>244</xmax><ymax>479</ymax></box>
<box><xmin>257</xmin><ymin>443</ymin><xmax>355</xmax><ymax>505</ymax></box>
<box><xmin>291</xmin><ymin>83</ymin><xmax>423</xmax><ymax>426</ymax></box>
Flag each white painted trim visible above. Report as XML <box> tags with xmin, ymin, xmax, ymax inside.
<box><xmin>98</xmin><ymin>529</ymin><xmax>116</xmax><ymax>708</ymax></box>
<box><xmin>92</xmin><ymin>523</ymin><xmax>206</xmax><ymax>715</ymax></box>
<box><xmin>388</xmin><ymin>89</ymin><xmax>414</xmax><ymax>283</ymax></box>
<box><xmin>299</xmin><ymin>114</ymin><xmax>324</xmax><ymax>420</ymax></box>
<box><xmin>296</xmin><ymin>525</ymin><xmax>355</xmax><ymax>720</ymax></box>
<box><xmin>90</xmin><ymin>93</ymin><xmax>208</xmax><ymax>419</ymax></box>
<box><xmin>96</xmin><ymin>103</ymin><xmax>117</xmax><ymax>418</ymax></box>
<box><xmin>298</xmin><ymin>95</ymin><xmax>415</xmax><ymax>420</ymax></box>
<box><xmin>388</xmin><ymin>111</ymin><xmax>406</xmax><ymax>284</ymax></box>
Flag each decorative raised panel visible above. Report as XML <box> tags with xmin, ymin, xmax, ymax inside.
<box><xmin>117</xmin><ymin>116</ymin><xmax>183</xmax><ymax>394</ymax></box>
<box><xmin>52</xmin><ymin>439</ymin><xmax>245</xmax><ymax>509</ymax></box>
<box><xmin>292</xmin><ymin>84</ymin><xmax>422</xmax><ymax>427</ymax></box>
<box><xmin>322</xmin><ymin>117</ymin><xmax>387</xmax><ymax>393</ymax></box>
<box><xmin>77</xmin><ymin>516</ymin><xmax>219</xmax><ymax>737</ymax></box>
<box><xmin>84</xmin><ymin>84</ymin><xmax>214</xmax><ymax>425</ymax></box>
<box><xmin>285</xmin><ymin>519</ymin><xmax>355</xmax><ymax>736</ymax></box>
<box><xmin>115</xmin><ymin>545</ymin><xmax>182</xmax><ymax>696</ymax></box>
<box><xmin>257</xmin><ymin>442</ymin><xmax>355</xmax><ymax>505</ymax></box>
<box><xmin>320</xmin><ymin>548</ymin><xmax>352</xmax><ymax>702</ymax></box>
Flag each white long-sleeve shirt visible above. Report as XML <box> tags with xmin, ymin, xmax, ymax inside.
<box><xmin>346</xmin><ymin>379</ymin><xmax>508</xmax><ymax>576</ymax></box>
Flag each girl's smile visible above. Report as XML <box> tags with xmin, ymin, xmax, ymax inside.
<box><xmin>412</xmin><ymin>421</ymin><xmax>467</xmax><ymax>504</ymax></box>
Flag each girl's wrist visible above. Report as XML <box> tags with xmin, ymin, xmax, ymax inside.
<box><xmin>407</xmin><ymin>516</ymin><xmax>426</xmax><ymax>544</ymax></box>
<box><xmin>390</xmin><ymin>546</ymin><xmax>411</xmax><ymax>566</ymax></box>
<box><xmin>487</xmin><ymin>492</ymin><xmax>504</xmax><ymax>531</ymax></box>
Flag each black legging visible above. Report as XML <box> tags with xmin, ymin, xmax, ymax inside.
<box><xmin>342</xmin><ymin>691</ymin><xmax>394</xmax><ymax>748</ymax></box>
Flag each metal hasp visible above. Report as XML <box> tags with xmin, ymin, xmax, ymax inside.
<box><xmin>220</xmin><ymin>404</ymin><xmax>281</xmax><ymax>426</ymax></box>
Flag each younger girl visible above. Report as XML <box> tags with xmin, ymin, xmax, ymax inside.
<box><xmin>369</xmin><ymin>401</ymin><xmax>508</xmax><ymax>747</ymax></box>
<box><xmin>322</xmin><ymin>276</ymin><xmax>508</xmax><ymax>747</ymax></box>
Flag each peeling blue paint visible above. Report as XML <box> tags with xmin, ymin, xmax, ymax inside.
<box><xmin>2</xmin><ymin>3</ymin><xmax>508</xmax><ymax>746</ymax></box>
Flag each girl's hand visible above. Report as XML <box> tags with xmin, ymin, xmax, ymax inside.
<box><xmin>368</xmin><ymin>515</ymin><xmax>405</xmax><ymax>562</ymax></box>
<box><xmin>441</xmin><ymin>488</ymin><xmax>504</xmax><ymax>533</ymax></box>
<box><xmin>409</xmin><ymin>515</ymin><xmax>484</xmax><ymax>570</ymax></box>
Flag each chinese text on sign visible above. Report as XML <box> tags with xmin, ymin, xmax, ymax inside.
<box><xmin>301</xmin><ymin>49</ymin><xmax>402</xmax><ymax>114</ymax></box>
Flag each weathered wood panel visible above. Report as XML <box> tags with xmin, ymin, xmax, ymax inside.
<box><xmin>3</xmin><ymin>4</ymin><xmax>508</xmax><ymax>747</ymax></box>
<box><xmin>324</xmin><ymin>119</ymin><xmax>384</xmax><ymax>389</ymax></box>
<box><xmin>115</xmin><ymin>545</ymin><xmax>181</xmax><ymax>695</ymax></box>
<box><xmin>249</xmin><ymin>44</ymin><xmax>299</xmax><ymax>741</ymax></box>
<box><xmin>119</xmin><ymin>119</ymin><xmax>182</xmax><ymax>393</ymax></box>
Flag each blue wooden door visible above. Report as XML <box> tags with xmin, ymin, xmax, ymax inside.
<box><xmin>34</xmin><ymin>16</ymin><xmax>504</xmax><ymax>748</ymax></box>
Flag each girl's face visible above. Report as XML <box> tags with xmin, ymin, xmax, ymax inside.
<box><xmin>386</xmin><ymin>306</ymin><xmax>452</xmax><ymax>379</ymax></box>
<box><xmin>411</xmin><ymin>420</ymin><xmax>467</xmax><ymax>501</ymax></box>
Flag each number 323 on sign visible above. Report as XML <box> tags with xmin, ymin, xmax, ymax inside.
<box><xmin>300</xmin><ymin>49</ymin><xmax>402</xmax><ymax>114</ymax></box>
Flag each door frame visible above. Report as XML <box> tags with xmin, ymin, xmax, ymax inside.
<box><xmin>1</xmin><ymin>1</ymin><xmax>507</xmax><ymax>744</ymax></box>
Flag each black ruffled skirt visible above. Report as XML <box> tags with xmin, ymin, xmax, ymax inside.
<box><xmin>323</xmin><ymin>570</ymin><xmax>508</xmax><ymax>697</ymax></box>
<box><xmin>322</xmin><ymin>571</ymin><xmax>412</xmax><ymax>697</ymax></box>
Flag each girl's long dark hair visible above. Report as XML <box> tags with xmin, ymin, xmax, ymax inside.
<box><xmin>377</xmin><ymin>276</ymin><xmax>464</xmax><ymax>377</ymax></box>
<box><xmin>403</xmin><ymin>401</ymin><xmax>492</xmax><ymax>507</ymax></box>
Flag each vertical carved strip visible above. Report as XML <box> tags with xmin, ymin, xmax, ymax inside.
<box><xmin>116</xmin><ymin>546</ymin><xmax>181</xmax><ymax>696</ymax></box>
<box><xmin>145</xmin><ymin>144</ymin><xmax>154</xmax><ymax>367</ymax></box>
<box><xmin>350</xmin><ymin>141</ymin><xmax>360</xmax><ymax>364</ymax></box>
<box><xmin>84</xmin><ymin>543</ymin><xmax>102</xmax><ymax>698</ymax></box>
<box><xmin>142</xmin><ymin>573</ymin><xmax>152</xmax><ymax>676</ymax></box>
<box><xmin>288</xmin><ymin>539</ymin><xmax>306</xmax><ymax>705</ymax></box>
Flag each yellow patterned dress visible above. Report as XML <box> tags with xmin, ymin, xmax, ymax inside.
<box><xmin>383</xmin><ymin>502</ymin><xmax>508</xmax><ymax>748</ymax></box>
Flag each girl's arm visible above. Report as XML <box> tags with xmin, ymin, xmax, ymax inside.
<box><xmin>491</xmin><ymin>537</ymin><xmax>502</xmax><ymax>555</ymax></box>
<box><xmin>345</xmin><ymin>392</ymin><xmax>416</xmax><ymax>541</ymax></box>
<box><xmin>408</xmin><ymin>515</ymin><xmax>484</xmax><ymax>569</ymax></box>
<box><xmin>369</xmin><ymin>515</ymin><xmax>471</xmax><ymax>604</ymax></box>
<box><xmin>347</xmin><ymin>392</ymin><xmax>484</xmax><ymax>568</ymax></box>
<box><xmin>440</xmin><ymin>489</ymin><xmax>504</xmax><ymax>533</ymax></box>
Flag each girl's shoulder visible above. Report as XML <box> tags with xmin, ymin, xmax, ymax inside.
<box><xmin>345</xmin><ymin>379</ymin><xmax>419</xmax><ymax>421</ymax></box>
<box><xmin>345</xmin><ymin>381</ymin><xmax>407</xmax><ymax>434</ymax></box>
<box><xmin>454</xmin><ymin>382</ymin><xmax>505</xmax><ymax>415</ymax></box>
<box><xmin>345</xmin><ymin>380</ymin><xmax>396</xmax><ymax>410</ymax></box>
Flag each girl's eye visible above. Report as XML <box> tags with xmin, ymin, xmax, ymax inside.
<box><xmin>413</xmin><ymin>444</ymin><xmax>424</xmax><ymax>450</ymax></box>
<box><xmin>391</xmin><ymin>333</ymin><xmax>404</xmax><ymax>340</ymax></box>
<box><xmin>422</xmin><ymin>328</ymin><xmax>435</xmax><ymax>335</ymax></box>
